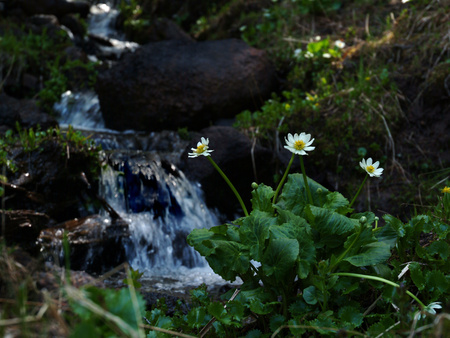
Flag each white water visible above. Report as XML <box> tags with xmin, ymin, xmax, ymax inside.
<box><xmin>52</xmin><ymin>1</ymin><xmax>239</xmax><ymax>292</ymax></box>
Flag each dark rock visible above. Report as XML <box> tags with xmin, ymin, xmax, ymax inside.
<box><xmin>1</xmin><ymin>210</ymin><xmax>52</xmax><ymax>252</ymax></box>
<box><xmin>15</xmin><ymin>0</ymin><xmax>90</xmax><ymax>18</ymax></box>
<box><xmin>0</xmin><ymin>93</ymin><xmax>58</xmax><ymax>132</ymax></box>
<box><xmin>38</xmin><ymin>215</ymin><xmax>129</xmax><ymax>274</ymax></box>
<box><xmin>60</xmin><ymin>14</ymin><xmax>87</xmax><ymax>37</ymax></box>
<box><xmin>96</xmin><ymin>38</ymin><xmax>278</xmax><ymax>131</ymax></box>
<box><xmin>180</xmin><ymin>126</ymin><xmax>273</xmax><ymax>217</ymax></box>
<box><xmin>147</xmin><ymin>18</ymin><xmax>194</xmax><ymax>42</ymax></box>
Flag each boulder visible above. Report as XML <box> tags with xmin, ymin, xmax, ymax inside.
<box><xmin>38</xmin><ymin>215</ymin><xmax>129</xmax><ymax>273</ymax></box>
<box><xmin>180</xmin><ymin>126</ymin><xmax>274</xmax><ymax>217</ymax></box>
<box><xmin>15</xmin><ymin>0</ymin><xmax>90</xmax><ymax>18</ymax></box>
<box><xmin>0</xmin><ymin>93</ymin><xmax>57</xmax><ymax>133</ymax></box>
<box><xmin>96</xmin><ymin>38</ymin><xmax>278</xmax><ymax>131</ymax></box>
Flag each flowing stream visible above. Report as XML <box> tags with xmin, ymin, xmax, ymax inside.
<box><xmin>53</xmin><ymin>1</ymin><xmax>235</xmax><ymax>293</ymax></box>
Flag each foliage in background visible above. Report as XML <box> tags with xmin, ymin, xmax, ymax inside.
<box><xmin>0</xmin><ymin>124</ymin><xmax>102</xmax><ymax>175</ymax></box>
<box><xmin>0</xmin><ymin>25</ymin><xmax>98</xmax><ymax>112</ymax></box>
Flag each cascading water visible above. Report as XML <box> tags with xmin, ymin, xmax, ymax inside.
<box><xmin>52</xmin><ymin>1</ymin><xmax>237</xmax><ymax>291</ymax></box>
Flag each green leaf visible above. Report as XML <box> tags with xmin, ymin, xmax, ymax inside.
<box><xmin>262</xmin><ymin>238</ymin><xmax>299</xmax><ymax>282</ymax></box>
<box><xmin>276</xmin><ymin>174</ymin><xmax>329</xmax><ymax>215</ymax></box>
<box><xmin>338</xmin><ymin>306</ymin><xmax>363</xmax><ymax>329</ymax></box>
<box><xmin>308</xmin><ymin>311</ymin><xmax>336</xmax><ymax>335</ymax></box>
<box><xmin>245</xmin><ymin>329</ymin><xmax>263</xmax><ymax>338</ymax></box>
<box><xmin>269</xmin><ymin>314</ymin><xmax>286</xmax><ymax>332</ymax></box>
<box><xmin>289</xmin><ymin>300</ymin><xmax>310</xmax><ymax>316</ymax></box>
<box><xmin>208</xmin><ymin>302</ymin><xmax>233</xmax><ymax>326</ymax></box>
<box><xmin>204</xmin><ymin>240</ymin><xmax>250</xmax><ymax>281</ymax></box>
<box><xmin>307</xmin><ymin>206</ymin><xmax>358</xmax><ymax>235</ymax></box>
<box><xmin>239</xmin><ymin>210</ymin><xmax>277</xmax><ymax>261</ymax></box>
<box><xmin>323</xmin><ymin>191</ymin><xmax>349</xmax><ymax>211</ymax></box>
<box><xmin>426</xmin><ymin>270</ymin><xmax>448</xmax><ymax>295</ymax></box>
<box><xmin>303</xmin><ymin>286</ymin><xmax>318</xmax><ymax>305</ymax></box>
<box><xmin>187</xmin><ymin>307</ymin><xmax>209</xmax><ymax>328</ymax></box>
<box><xmin>187</xmin><ymin>227</ymin><xmax>227</xmax><ymax>257</ymax></box>
<box><xmin>409</xmin><ymin>262</ymin><xmax>426</xmax><ymax>291</ymax></box>
<box><xmin>288</xmin><ymin>318</ymin><xmax>306</xmax><ymax>336</ymax></box>
<box><xmin>251</xmin><ymin>183</ymin><xmax>275</xmax><ymax>213</ymax></box>
<box><xmin>426</xmin><ymin>240</ymin><xmax>449</xmax><ymax>260</ymax></box>
<box><xmin>344</xmin><ymin>242</ymin><xmax>391</xmax><ymax>267</ymax></box>
<box><xmin>249</xmin><ymin>300</ymin><xmax>278</xmax><ymax>315</ymax></box>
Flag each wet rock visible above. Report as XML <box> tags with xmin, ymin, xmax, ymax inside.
<box><xmin>96</xmin><ymin>38</ymin><xmax>278</xmax><ymax>131</ymax></box>
<box><xmin>0</xmin><ymin>210</ymin><xmax>51</xmax><ymax>252</ymax></box>
<box><xmin>38</xmin><ymin>215</ymin><xmax>129</xmax><ymax>274</ymax></box>
<box><xmin>15</xmin><ymin>0</ymin><xmax>90</xmax><ymax>18</ymax></box>
<box><xmin>0</xmin><ymin>93</ymin><xmax>57</xmax><ymax>133</ymax></box>
<box><xmin>180</xmin><ymin>126</ymin><xmax>273</xmax><ymax>217</ymax></box>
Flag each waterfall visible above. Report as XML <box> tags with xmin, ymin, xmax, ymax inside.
<box><xmin>51</xmin><ymin>1</ymin><xmax>237</xmax><ymax>290</ymax></box>
<box><xmin>100</xmin><ymin>152</ymin><xmax>218</xmax><ymax>274</ymax></box>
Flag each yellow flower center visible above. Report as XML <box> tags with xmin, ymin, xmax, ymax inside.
<box><xmin>442</xmin><ymin>186</ymin><xmax>450</xmax><ymax>194</ymax></box>
<box><xmin>196</xmin><ymin>144</ymin><xmax>206</xmax><ymax>154</ymax></box>
<box><xmin>366</xmin><ymin>165</ymin><xmax>375</xmax><ymax>173</ymax></box>
<box><xmin>294</xmin><ymin>140</ymin><xmax>305</xmax><ymax>150</ymax></box>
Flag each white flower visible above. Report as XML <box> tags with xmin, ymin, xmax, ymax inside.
<box><xmin>305</xmin><ymin>51</ymin><xmax>314</xmax><ymax>58</ymax></box>
<box><xmin>334</xmin><ymin>40</ymin><xmax>346</xmax><ymax>49</ymax></box>
<box><xmin>315</xmin><ymin>36</ymin><xmax>321</xmax><ymax>41</ymax></box>
<box><xmin>425</xmin><ymin>302</ymin><xmax>442</xmax><ymax>315</ymax></box>
<box><xmin>284</xmin><ymin>133</ymin><xmax>315</xmax><ymax>155</ymax></box>
<box><xmin>322</xmin><ymin>53</ymin><xmax>331</xmax><ymax>58</ymax></box>
<box><xmin>359</xmin><ymin>158</ymin><xmax>383</xmax><ymax>177</ymax></box>
<box><xmin>188</xmin><ymin>137</ymin><xmax>214</xmax><ymax>158</ymax></box>
<box><xmin>294</xmin><ymin>48</ymin><xmax>302</xmax><ymax>58</ymax></box>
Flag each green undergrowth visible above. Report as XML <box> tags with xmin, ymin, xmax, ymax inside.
<box><xmin>0</xmin><ymin>24</ymin><xmax>98</xmax><ymax>112</ymax></box>
<box><xmin>0</xmin><ymin>124</ymin><xmax>102</xmax><ymax>176</ymax></box>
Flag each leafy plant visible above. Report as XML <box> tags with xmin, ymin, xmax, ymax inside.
<box><xmin>184</xmin><ymin>134</ymin><xmax>435</xmax><ymax>335</ymax></box>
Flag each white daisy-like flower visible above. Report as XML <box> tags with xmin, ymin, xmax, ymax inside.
<box><xmin>334</xmin><ymin>40</ymin><xmax>346</xmax><ymax>49</ymax></box>
<box><xmin>322</xmin><ymin>53</ymin><xmax>331</xmax><ymax>58</ymax></box>
<box><xmin>359</xmin><ymin>158</ymin><xmax>384</xmax><ymax>177</ymax></box>
<box><xmin>188</xmin><ymin>137</ymin><xmax>214</xmax><ymax>158</ymax></box>
<box><xmin>425</xmin><ymin>302</ymin><xmax>442</xmax><ymax>315</ymax></box>
<box><xmin>284</xmin><ymin>133</ymin><xmax>315</xmax><ymax>156</ymax></box>
<box><xmin>305</xmin><ymin>51</ymin><xmax>314</xmax><ymax>59</ymax></box>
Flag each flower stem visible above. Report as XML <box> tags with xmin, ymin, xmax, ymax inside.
<box><xmin>332</xmin><ymin>272</ymin><xmax>426</xmax><ymax>309</ymax></box>
<box><xmin>207</xmin><ymin>156</ymin><xmax>249</xmax><ymax>217</ymax></box>
<box><xmin>272</xmin><ymin>153</ymin><xmax>295</xmax><ymax>204</ymax></box>
<box><xmin>299</xmin><ymin>155</ymin><xmax>313</xmax><ymax>205</ymax></box>
<box><xmin>349</xmin><ymin>174</ymin><xmax>368</xmax><ymax>208</ymax></box>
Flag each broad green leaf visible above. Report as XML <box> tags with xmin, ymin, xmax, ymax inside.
<box><xmin>262</xmin><ymin>238</ymin><xmax>299</xmax><ymax>282</ymax></box>
<box><xmin>426</xmin><ymin>240</ymin><xmax>449</xmax><ymax>260</ymax></box>
<box><xmin>308</xmin><ymin>311</ymin><xmax>336</xmax><ymax>335</ymax></box>
<box><xmin>289</xmin><ymin>300</ymin><xmax>310</xmax><ymax>316</ymax></box>
<box><xmin>274</xmin><ymin>208</ymin><xmax>311</xmax><ymax>232</ymax></box>
<box><xmin>276</xmin><ymin>174</ymin><xmax>329</xmax><ymax>215</ymax></box>
<box><xmin>249</xmin><ymin>300</ymin><xmax>279</xmax><ymax>315</ymax></box>
<box><xmin>297</xmin><ymin>240</ymin><xmax>316</xmax><ymax>279</ymax></box>
<box><xmin>245</xmin><ymin>329</ymin><xmax>263</xmax><ymax>338</ymax></box>
<box><xmin>207</xmin><ymin>302</ymin><xmax>233</xmax><ymax>326</ymax></box>
<box><xmin>288</xmin><ymin>318</ymin><xmax>306</xmax><ymax>336</ymax></box>
<box><xmin>303</xmin><ymin>286</ymin><xmax>318</xmax><ymax>305</ymax></box>
<box><xmin>323</xmin><ymin>191</ymin><xmax>349</xmax><ymax>211</ymax></box>
<box><xmin>239</xmin><ymin>210</ymin><xmax>277</xmax><ymax>261</ymax></box>
<box><xmin>204</xmin><ymin>240</ymin><xmax>250</xmax><ymax>281</ymax></box>
<box><xmin>382</xmin><ymin>214</ymin><xmax>405</xmax><ymax>238</ymax></box>
<box><xmin>187</xmin><ymin>227</ymin><xmax>227</xmax><ymax>257</ymax></box>
<box><xmin>251</xmin><ymin>183</ymin><xmax>275</xmax><ymax>213</ymax></box>
<box><xmin>306</xmin><ymin>205</ymin><xmax>358</xmax><ymax>236</ymax></box>
<box><xmin>269</xmin><ymin>314</ymin><xmax>286</xmax><ymax>332</ymax></box>
<box><xmin>426</xmin><ymin>270</ymin><xmax>448</xmax><ymax>295</ymax></box>
<box><xmin>344</xmin><ymin>242</ymin><xmax>391</xmax><ymax>267</ymax></box>
<box><xmin>187</xmin><ymin>307</ymin><xmax>209</xmax><ymax>329</ymax></box>
<box><xmin>409</xmin><ymin>262</ymin><xmax>426</xmax><ymax>291</ymax></box>
<box><xmin>338</xmin><ymin>306</ymin><xmax>363</xmax><ymax>329</ymax></box>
